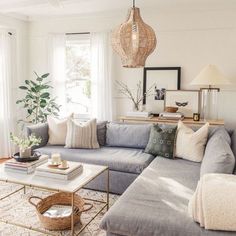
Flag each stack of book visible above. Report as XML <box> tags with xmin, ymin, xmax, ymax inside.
<box><xmin>126</xmin><ymin>111</ymin><xmax>151</xmax><ymax>118</ymax></box>
<box><xmin>35</xmin><ymin>161</ymin><xmax>83</xmax><ymax>180</ymax></box>
<box><xmin>159</xmin><ymin>112</ymin><xmax>184</xmax><ymax>120</ymax></box>
<box><xmin>4</xmin><ymin>155</ymin><xmax>48</xmax><ymax>174</ymax></box>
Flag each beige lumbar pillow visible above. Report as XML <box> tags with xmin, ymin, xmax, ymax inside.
<box><xmin>47</xmin><ymin>115</ymin><xmax>72</xmax><ymax>145</ymax></box>
<box><xmin>65</xmin><ymin>118</ymin><xmax>99</xmax><ymax>149</ymax></box>
<box><xmin>175</xmin><ymin>121</ymin><xmax>209</xmax><ymax>162</ymax></box>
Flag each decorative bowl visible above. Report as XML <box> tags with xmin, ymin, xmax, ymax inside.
<box><xmin>164</xmin><ymin>106</ymin><xmax>178</xmax><ymax>113</ymax></box>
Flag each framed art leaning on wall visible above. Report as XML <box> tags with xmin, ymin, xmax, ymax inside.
<box><xmin>143</xmin><ymin>67</ymin><xmax>181</xmax><ymax>114</ymax></box>
<box><xmin>165</xmin><ymin>90</ymin><xmax>200</xmax><ymax>118</ymax></box>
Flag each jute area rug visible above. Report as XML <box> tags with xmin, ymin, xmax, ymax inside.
<box><xmin>0</xmin><ymin>182</ymin><xmax>119</xmax><ymax>236</ymax></box>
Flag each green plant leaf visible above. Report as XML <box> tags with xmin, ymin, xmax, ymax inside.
<box><xmin>41</xmin><ymin>92</ymin><xmax>50</xmax><ymax>98</ymax></box>
<box><xmin>16</xmin><ymin>100</ymin><xmax>22</xmax><ymax>104</ymax></box>
<box><xmin>25</xmin><ymin>80</ymin><xmax>30</xmax><ymax>85</ymax></box>
<box><xmin>30</xmin><ymin>80</ymin><xmax>37</xmax><ymax>86</ymax></box>
<box><xmin>27</xmin><ymin>109</ymin><xmax>33</xmax><ymax>115</ymax></box>
<box><xmin>19</xmin><ymin>86</ymin><xmax>28</xmax><ymax>90</ymax></box>
<box><xmin>31</xmin><ymin>87</ymin><xmax>37</xmax><ymax>93</ymax></box>
<box><xmin>40</xmin><ymin>100</ymin><xmax>47</xmax><ymax>108</ymax></box>
<box><xmin>41</xmin><ymin>73</ymin><xmax>50</xmax><ymax>78</ymax></box>
<box><xmin>36</xmin><ymin>77</ymin><xmax>43</xmax><ymax>82</ymax></box>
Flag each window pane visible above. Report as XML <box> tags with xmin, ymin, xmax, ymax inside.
<box><xmin>65</xmin><ymin>35</ymin><xmax>91</xmax><ymax>115</ymax></box>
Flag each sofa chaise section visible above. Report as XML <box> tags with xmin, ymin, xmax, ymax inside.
<box><xmin>100</xmin><ymin>157</ymin><xmax>236</xmax><ymax>236</ymax></box>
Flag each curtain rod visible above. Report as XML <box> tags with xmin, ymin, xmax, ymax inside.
<box><xmin>66</xmin><ymin>32</ymin><xmax>90</xmax><ymax>35</ymax></box>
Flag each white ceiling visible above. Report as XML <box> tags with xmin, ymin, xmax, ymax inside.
<box><xmin>0</xmin><ymin>0</ymin><xmax>236</xmax><ymax>21</ymax></box>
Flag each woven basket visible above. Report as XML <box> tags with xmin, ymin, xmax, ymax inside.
<box><xmin>29</xmin><ymin>192</ymin><xmax>93</xmax><ymax>231</ymax></box>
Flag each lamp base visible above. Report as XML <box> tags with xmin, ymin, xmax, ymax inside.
<box><xmin>200</xmin><ymin>88</ymin><xmax>219</xmax><ymax>121</ymax></box>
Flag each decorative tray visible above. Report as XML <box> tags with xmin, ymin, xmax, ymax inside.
<box><xmin>12</xmin><ymin>151</ymin><xmax>41</xmax><ymax>162</ymax></box>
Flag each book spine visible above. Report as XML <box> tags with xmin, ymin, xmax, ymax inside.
<box><xmin>35</xmin><ymin>171</ymin><xmax>69</xmax><ymax>180</ymax></box>
<box><xmin>36</xmin><ymin>165</ymin><xmax>82</xmax><ymax>175</ymax></box>
<box><xmin>4</xmin><ymin>167</ymin><xmax>34</xmax><ymax>174</ymax></box>
<box><xmin>35</xmin><ymin>168</ymin><xmax>82</xmax><ymax>180</ymax></box>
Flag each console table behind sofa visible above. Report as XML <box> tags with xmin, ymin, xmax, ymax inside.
<box><xmin>119</xmin><ymin>116</ymin><xmax>224</xmax><ymax>126</ymax></box>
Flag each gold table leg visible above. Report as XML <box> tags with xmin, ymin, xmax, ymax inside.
<box><xmin>107</xmin><ymin>169</ymin><xmax>109</xmax><ymax>211</ymax></box>
<box><xmin>71</xmin><ymin>192</ymin><xmax>74</xmax><ymax>236</ymax></box>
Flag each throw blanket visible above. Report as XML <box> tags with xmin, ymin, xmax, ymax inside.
<box><xmin>188</xmin><ymin>173</ymin><xmax>236</xmax><ymax>231</ymax></box>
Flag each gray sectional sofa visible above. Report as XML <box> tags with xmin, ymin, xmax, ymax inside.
<box><xmin>26</xmin><ymin>122</ymin><xmax>236</xmax><ymax>236</ymax></box>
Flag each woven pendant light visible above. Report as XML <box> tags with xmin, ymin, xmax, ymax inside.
<box><xmin>111</xmin><ymin>0</ymin><xmax>157</xmax><ymax>68</ymax></box>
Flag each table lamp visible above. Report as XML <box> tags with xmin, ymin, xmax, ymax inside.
<box><xmin>191</xmin><ymin>64</ymin><xmax>230</xmax><ymax>120</ymax></box>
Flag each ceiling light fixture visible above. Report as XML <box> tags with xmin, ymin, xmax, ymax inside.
<box><xmin>111</xmin><ymin>0</ymin><xmax>157</xmax><ymax>68</ymax></box>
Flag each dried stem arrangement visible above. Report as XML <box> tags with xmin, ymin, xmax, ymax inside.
<box><xmin>116</xmin><ymin>80</ymin><xmax>155</xmax><ymax>111</ymax></box>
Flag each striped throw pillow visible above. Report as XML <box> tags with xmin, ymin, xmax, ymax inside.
<box><xmin>65</xmin><ymin>119</ymin><xmax>100</xmax><ymax>149</ymax></box>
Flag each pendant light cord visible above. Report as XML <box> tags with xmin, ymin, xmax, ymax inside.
<box><xmin>133</xmin><ymin>0</ymin><xmax>135</xmax><ymax>8</ymax></box>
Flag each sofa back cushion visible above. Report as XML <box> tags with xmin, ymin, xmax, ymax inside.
<box><xmin>97</xmin><ymin>121</ymin><xmax>107</xmax><ymax>146</ymax></box>
<box><xmin>106</xmin><ymin>123</ymin><xmax>151</xmax><ymax>149</ymax></box>
<box><xmin>200</xmin><ymin>127</ymin><xmax>235</xmax><ymax>176</ymax></box>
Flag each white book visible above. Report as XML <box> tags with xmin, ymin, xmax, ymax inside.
<box><xmin>4</xmin><ymin>166</ymin><xmax>34</xmax><ymax>174</ymax></box>
<box><xmin>36</xmin><ymin>161</ymin><xmax>82</xmax><ymax>175</ymax></box>
<box><xmin>5</xmin><ymin>155</ymin><xmax>48</xmax><ymax>168</ymax></box>
<box><xmin>5</xmin><ymin>155</ymin><xmax>48</xmax><ymax>173</ymax></box>
<box><xmin>159</xmin><ymin>112</ymin><xmax>184</xmax><ymax>119</ymax></box>
<box><xmin>35</xmin><ymin>166</ymin><xmax>83</xmax><ymax>180</ymax></box>
<box><xmin>126</xmin><ymin>111</ymin><xmax>151</xmax><ymax>118</ymax></box>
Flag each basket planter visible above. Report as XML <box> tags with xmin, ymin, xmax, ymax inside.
<box><xmin>29</xmin><ymin>192</ymin><xmax>93</xmax><ymax>231</ymax></box>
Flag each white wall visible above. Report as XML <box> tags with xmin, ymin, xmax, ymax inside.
<box><xmin>0</xmin><ymin>14</ymin><xmax>29</xmax><ymax>126</ymax></box>
<box><xmin>28</xmin><ymin>8</ymin><xmax>236</xmax><ymax>125</ymax></box>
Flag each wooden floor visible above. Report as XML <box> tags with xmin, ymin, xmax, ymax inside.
<box><xmin>0</xmin><ymin>158</ymin><xmax>10</xmax><ymax>164</ymax></box>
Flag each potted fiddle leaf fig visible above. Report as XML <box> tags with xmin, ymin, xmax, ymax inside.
<box><xmin>17</xmin><ymin>72</ymin><xmax>61</xmax><ymax>124</ymax></box>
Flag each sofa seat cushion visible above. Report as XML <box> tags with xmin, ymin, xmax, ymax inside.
<box><xmin>100</xmin><ymin>157</ymin><xmax>234</xmax><ymax>236</ymax></box>
<box><xmin>36</xmin><ymin>146</ymin><xmax>154</xmax><ymax>174</ymax></box>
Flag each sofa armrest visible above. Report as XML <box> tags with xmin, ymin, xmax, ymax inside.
<box><xmin>25</xmin><ymin>123</ymin><xmax>49</xmax><ymax>148</ymax></box>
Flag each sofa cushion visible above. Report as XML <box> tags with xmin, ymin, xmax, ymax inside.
<box><xmin>100</xmin><ymin>157</ymin><xmax>204</xmax><ymax>236</ymax></box>
<box><xmin>175</xmin><ymin>121</ymin><xmax>209</xmax><ymax>162</ymax></box>
<box><xmin>200</xmin><ymin>135</ymin><xmax>235</xmax><ymax>177</ymax></box>
<box><xmin>47</xmin><ymin>115</ymin><xmax>72</xmax><ymax>145</ymax></box>
<box><xmin>25</xmin><ymin>123</ymin><xmax>49</xmax><ymax>148</ymax></box>
<box><xmin>36</xmin><ymin>146</ymin><xmax>154</xmax><ymax>174</ymax></box>
<box><xmin>65</xmin><ymin>118</ymin><xmax>99</xmax><ymax>149</ymax></box>
<box><xmin>145</xmin><ymin>124</ymin><xmax>177</xmax><ymax>159</ymax></box>
<box><xmin>97</xmin><ymin>121</ymin><xmax>108</xmax><ymax>146</ymax></box>
<box><xmin>106</xmin><ymin>123</ymin><xmax>151</xmax><ymax>149</ymax></box>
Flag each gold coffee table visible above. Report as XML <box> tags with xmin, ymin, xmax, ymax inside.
<box><xmin>0</xmin><ymin>163</ymin><xmax>109</xmax><ymax>235</ymax></box>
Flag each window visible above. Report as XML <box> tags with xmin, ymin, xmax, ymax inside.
<box><xmin>65</xmin><ymin>34</ymin><xmax>91</xmax><ymax>117</ymax></box>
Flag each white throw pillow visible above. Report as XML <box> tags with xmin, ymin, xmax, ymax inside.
<box><xmin>47</xmin><ymin>115</ymin><xmax>72</xmax><ymax>145</ymax></box>
<box><xmin>175</xmin><ymin>121</ymin><xmax>209</xmax><ymax>162</ymax></box>
<box><xmin>65</xmin><ymin>118</ymin><xmax>99</xmax><ymax>149</ymax></box>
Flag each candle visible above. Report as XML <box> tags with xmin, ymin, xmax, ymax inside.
<box><xmin>51</xmin><ymin>153</ymin><xmax>61</xmax><ymax>164</ymax></box>
<box><xmin>61</xmin><ymin>160</ymin><xmax>68</xmax><ymax>168</ymax></box>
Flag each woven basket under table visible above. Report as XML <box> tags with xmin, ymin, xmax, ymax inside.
<box><xmin>29</xmin><ymin>192</ymin><xmax>93</xmax><ymax>231</ymax></box>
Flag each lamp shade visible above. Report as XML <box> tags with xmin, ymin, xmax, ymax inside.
<box><xmin>111</xmin><ymin>7</ymin><xmax>157</xmax><ymax>68</ymax></box>
<box><xmin>191</xmin><ymin>64</ymin><xmax>230</xmax><ymax>86</ymax></box>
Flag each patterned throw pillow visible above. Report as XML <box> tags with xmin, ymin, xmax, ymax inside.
<box><xmin>145</xmin><ymin>124</ymin><xmax>177</xmax><ymax>159</ymax></box>
<box><xmin>65</xmin><ymin>118</ymin><xmax>99</xmax><ymax>149</ymax></box>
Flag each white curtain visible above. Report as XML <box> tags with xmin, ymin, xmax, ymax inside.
<box><xmin>91</xmin><ymin>32</ymin><xmax>113</xmax><ymax>121</ymax></box>
<box><xmin>0</xmin><ymin>29</ymin><xmax>15</xmax><ymax>158</ymax></box>
<box><xmin>48</xmin><ymin>34</ymin><xmax>67</xmax><ymax>115</ymax></box>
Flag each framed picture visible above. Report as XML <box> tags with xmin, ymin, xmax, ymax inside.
<box><xmin>143</xmin><ymin>67</ymin><xmax>181</xmax><ymax>114</ymax></box>
<box><xmin>165</xmin><ymin>90</ymin><xmax>200</xmax><ymax>118</ymax></box>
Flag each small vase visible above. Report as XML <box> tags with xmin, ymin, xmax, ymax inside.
<box><xmin>133</xmin><ymin>103</ymin><xmax>140</xmax><ymax>112</ymax></box>
<box><xmin>20</xmin><ymin>148</ymin><xmax>32</xmax><ymax>158</ymax></box>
